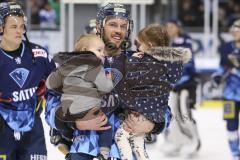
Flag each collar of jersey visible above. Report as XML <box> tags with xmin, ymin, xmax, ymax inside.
<box><xmin>0</xmin><ymin>42</ymin><xmax>25</xmax><ymax>59</ymax></box>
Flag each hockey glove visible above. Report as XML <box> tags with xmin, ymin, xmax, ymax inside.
<box><xmin>36</xmin><ymin>80</ymin><xmax>46</xmax><ymax>97</ymax></box>
<box><xmin>211</xmin><ymin>72</ymin><xmax>222</xmax><ymax>88</ymax></box>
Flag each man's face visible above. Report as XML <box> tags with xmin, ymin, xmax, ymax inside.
<box><xmin>230</xmin><ymin>27</ymin><xmax>240</xmax><ymax>42</ymax></box>
<box><xmin>166</xmin><ymin>22</ymin><xmax>179</xmax><ymax>39</ymax></box>
<box><xmin>2</xmin><ymin>15</ymin><xmax>25</xmax><ymax>46</ymax></box>
<box><xmin>102</xmin><ymin>17</ymin><xmax>128</xmax><ymax>49</ymax></box>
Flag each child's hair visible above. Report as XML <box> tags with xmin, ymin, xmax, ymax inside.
<box><xmin>74</xmin><ymin>33</ymin><xmax>101</xmax><ymax>51</ymax></box>
<box><xmin>137</xmin><ymin>24</ymin><xmax>170</xmax><ymax>48</ymax></box>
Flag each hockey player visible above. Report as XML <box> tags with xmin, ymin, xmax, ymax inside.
<box><xmin>214</xmin><ymin>19</ymin><xmax>240</xmax><ymax>160</ymax></box>
<box><xmin>45</xmin><ymin>3</ymin><xmax>171</xmax><ymax>160</ymax></box>
<box><xmin>85</xmin><ymin>19</ymin><xmax>97</xmax><ymax>34</ymax></box>
<box><xmin>161</xmin><ymin>19</ymin><xmax>201</xmax><ymax>157</ymax></box>
<box><xmin>0</xmin><ymin>2</ymin><xmax>55</xmax><ymax>160</ymax></box>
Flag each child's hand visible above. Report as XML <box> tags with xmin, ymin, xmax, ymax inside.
<box><xmin>132</xmin><ymin>52</ymin><xmax>144</xmax><ymax>58</ymax></box>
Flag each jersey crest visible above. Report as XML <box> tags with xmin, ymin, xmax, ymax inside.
<box><xmin>9</xmin><ymin>68</ymin><xmax>29</xmax><ymax>88</ymax></box>
<box><xmin>105</xmin><ymin>68</ymin><xmax>122</xmax><ymax>87</ymax></box>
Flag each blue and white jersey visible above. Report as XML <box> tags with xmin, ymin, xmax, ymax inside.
<box><xmin>171</xmin><ymin>33</ymin><xmax>196</xmax><ymax>87</ymax></box>
<box><xmin>0</xmin><ymin>41</ymin><xmax>55</xmax><ymax>132</ymax></box>
<box><xmin>218</xmin><ymin>41</ymin><xmax>240</xmax><ymax>101</ymax></box>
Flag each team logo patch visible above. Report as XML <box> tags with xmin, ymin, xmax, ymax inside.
<box><xmin>32</xmin><ymin>49</ymin><xmax>47</xmax><ymax>58</ymax></box>
<box><xmin>0</xmin><ymin>155</ymin><xmax>7</xmax><ymax>160</ymax></box>
<box><xmin>105</xmin><ymin>68</ymin><xmax>123</xmax><ymax>87</ymax></box>
<box><xmin>10</xmin><ymin>68</ymin><xmax>29</xmax><ymax>88</ymax></box>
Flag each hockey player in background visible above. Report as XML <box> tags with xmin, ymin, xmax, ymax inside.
<box><xmin>0</xmin><ymin>2</ymin><xmax>55</xmax><ymax>160</ymax></box>
<box><xmin>213</xmin><ymin>19</ymin><xmax>240</xmax><ymax>160</ymax></box>
<box><xmin>85</xmin><ymin>19</ymin><xmax>97</xmax><ymax>34</ymax></box>
<box><xmin>161</xmin><ymin>19</ymin><xmax>201</xmax><ymax>157</ymax></box>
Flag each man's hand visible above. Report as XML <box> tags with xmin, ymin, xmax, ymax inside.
<box><xmin>75</xmin><ymin>107</ymin><xmax>111</xmax><ymax>131</ymax></box>
<box><xmin>123</xmin><ymin>113</ymin><xmax>154</xmax><ymax>134</ymax></box>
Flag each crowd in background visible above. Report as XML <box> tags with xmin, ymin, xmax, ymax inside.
<box><xmin>30</xmin><ymin>0</ymin><xmax>60</xmax><ymax>29</ymax></box>
<box><xmin>178</xmin><ymin>0</ymin><xmax>240</xmax><ymax>30</ymax></box>
<box><xmin>4</xmin><ymin>0</ymin><xmax>60</xmax><ymax>29</ymax></box>
<box><xmin>3</xmin><ymin>0</ymin><xmax>240</xmax><ymax>31</ymax></box>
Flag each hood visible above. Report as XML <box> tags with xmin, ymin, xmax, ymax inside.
<box><xmin>53</xmin><ymin>51</ymin><xmax>101</xmax><ymax>66</ymax></box>
<box><xmin>145</xmin><ymin>47</ymin><xmax>192</xmax><ymax>64</ymax></box>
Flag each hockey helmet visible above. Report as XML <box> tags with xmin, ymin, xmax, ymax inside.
<box><xmin>230</xmin><ymin>19</ymin><xmax>240</xmax><ymax>32</ymax></box>
<box><xmin>85</xmin><ymin>19</ymin><xmax>97</xmax><ymax>34</ymax></box>
<box><xmin>0</xmin><ymin>2</ymin><xmax>27</xmax><ymax>27</ymax></box>
<box><xmin>96</xmin><ymin>3</ymin><xmax>133</xmax><ymax>50</ymax></box>
<box><xmin>96</xmin><ymin>3</ymin><xmax>133</xmax><ymax>33</ymax></box>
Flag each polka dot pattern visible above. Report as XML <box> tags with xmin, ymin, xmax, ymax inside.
<box><xmin>116</xmin><ymin>53</ymin><xmax>183</xmax><ymax>123</ymax></box>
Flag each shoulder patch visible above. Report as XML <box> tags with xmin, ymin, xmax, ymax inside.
<box><xmin>32</xmin><ymin>49</ymin><xmax>47</xmax><ymax>58</ymax></box>
<box><xmin>174</xmin><ymin>37</ymin><xmax>184</xmax><ymax>44</ymax></box>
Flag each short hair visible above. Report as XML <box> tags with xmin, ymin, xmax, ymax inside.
<box><xmin>137</xmin><ymin>24</ymin><xmax>170</xmax><ymax>48</ymax></box>
<box><xmin>74</xmin><ymin>33</ymin><xmax>101</xmax><ymax>51</ymax></box>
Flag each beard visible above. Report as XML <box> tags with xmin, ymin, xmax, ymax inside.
<box><xmin>103</xmin><ymin>36</ymin><xmax>122</xmax><ymax>56</ymax></box>
<box><xmin>102</xmin><ymin>31</ymin><xmax>124</xmax><ymax>56</ymax></box>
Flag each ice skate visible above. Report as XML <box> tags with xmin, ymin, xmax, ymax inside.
<box><xmin>161</xmin><ymin>142</ymin><xmax>181</xmax><ymax>156</ymax></box>
<box><xmin>179</xmin><ymin>139</ymin><xmax>201</xmax><ymax>158</ymax></box>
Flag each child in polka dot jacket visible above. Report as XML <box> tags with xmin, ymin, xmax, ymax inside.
<box><xmin>114</xmin><ymin>24</ymin><xmax>192</xmax><ymax>160</ymax></box>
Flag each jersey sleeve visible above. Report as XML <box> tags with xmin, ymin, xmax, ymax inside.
<box><xmin>44</xmin><ymin>90</ymin><xmax>61</xmax><ymax>129</ymax></box>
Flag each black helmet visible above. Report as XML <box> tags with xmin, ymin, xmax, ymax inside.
<box><xmin>230</xmin><ymin>19</ymin><xmax>240</xmax><ymax>32</ymax></box>
<box><xmin>96</xmin><ymin>3</ymin><xmax>132</xmax><ymax>26</ymax></box>
<box><xmin>96</xmin><ymin>3</ymin><xmax>133</xmax><ymax>50</ymax></box>
<box><xmin>0</xmin><ymin>2</ymin><xmax>26</xmax><ymax>27</ymax></box>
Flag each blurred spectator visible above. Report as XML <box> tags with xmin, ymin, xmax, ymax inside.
<box><xmin>49</xmin><ymin>0</ymin><xmax>60</xmax><ymax>25</ymax></box>
<box><xmin>39</xmin><ymin>2</ymin><xmax>57</xmax><ymax>29</ymax></box>
<box><xmin>29</xmin><ymin>0</ymin><xmax>41</xmax><ymax>26</ymax></box>
<box><xmin>178</xmin><ymin>0</ymin><xmax>203</xmax><ymax>26</ymax></box>
<box><xmin>219</xmin><ymin>0</ymin><xmax>240</xmax><ymax>29</ymax></box>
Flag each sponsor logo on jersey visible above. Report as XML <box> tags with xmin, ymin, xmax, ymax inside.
<box><xmin>9</xmin><ymin>68</ymin><xmax>29</xmax><ymax>88</ymax></box>
<box><xmin>12</xmin><ymin>87</ymin><xmax>37</xmax><ymax>102</ymax></box>
<box><xmin>32</xmin><ymin>49</ymin><xmax>47</xmax><ymax>58</ymax></box>
<box><xmin>30</xmin><ymin>154</ymin><xmax>47</xmax><ymax>160</ymax></box>
<box><xmin>174</xmin><ymin>37</ymin><xmax>184</xmax><ymax>44</ymax></box>
<box><xmin>104</xmin><ymin>68</ymin><xmax>122</xmax><ymax>87</ymax></box>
